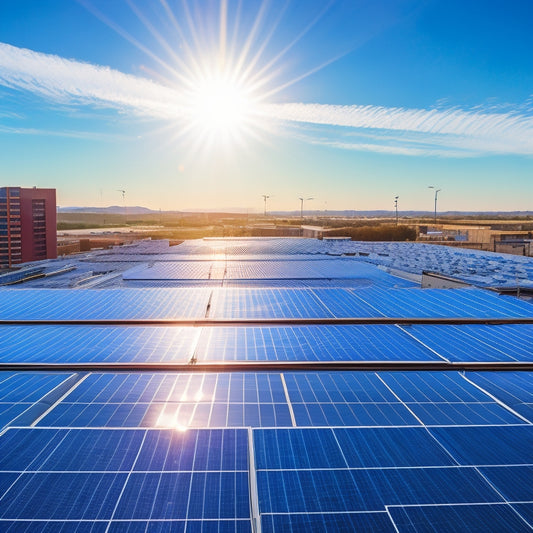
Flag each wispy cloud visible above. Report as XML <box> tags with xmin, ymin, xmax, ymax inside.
<box><xmin>1</xmin><ymin>42</ymin><xmax>532</xmax><ymax>157</ymax></box>
<box><xmin>0</xmin><ymin>42</ymin><xmax>181</xmax><ymax>118</ymax></box>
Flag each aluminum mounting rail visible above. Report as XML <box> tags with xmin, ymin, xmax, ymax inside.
<box><xmin>1</xmin><ymin>317</ymin><xmax>533</xmax><ymax>326</ymax></box>
<box><xmin>2</xmin><ymin>361</ymin><xmax>533</xmax><ymax>372</ymax></box>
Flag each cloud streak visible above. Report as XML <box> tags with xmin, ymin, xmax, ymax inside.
<box><xmin>1</xmin><ymin>42</ymin><xmax>532</xmax><ymax>157</ymax></box>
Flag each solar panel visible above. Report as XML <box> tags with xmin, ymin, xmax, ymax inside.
<box><xmin>256</xmin><ymin>468</ymin><xmax>503</xmax><ymax>513</ymax></box>
<box><xmin>0</xmin><ymin>288</ymin><xmax>212</xmax><ymax>320</ymax></box>
<box><xmin>0</xmin><ymin>428</ymin><xmax>251</xmax><ymax>527</ymax></box>
<box><xmin>387</xmin><ymin>504</ymin><xmax>532</xmax><ymax>533</ymax></box>
<box><xmin>209</xmin><ymin>288</ymin><xmax>335</xmax><ymax>318</ymax></box>
<box><xmin>467</xmin><ymin>372</ymin><xmax>533</xmax><ymax>421</ymax></box>
<box><xmin>196</xmin><ymin>325</ymin><xmax>439</xmax><ymax>361</ymax></box>
<box><xmin>407</xmin><ymin>325</ymin><xmax>533</xmax><ymax>362</ymax></box>
<box><xmin>0</xmin><ymin>326</ymin><xmax>197</xmax><ymax>363</ymax></box>
<box><xmin>37</xmin><ymin>373</ymin><xmax>292</xmax><ymax>428</ymax></box>
<box><xmin>261</xmin><ymin>512</ymin><xmax>396</xmax><ymax>533</ymax></box>
<box><xmin>0</xmin><ymin>372</ymin><xmax>76</xmax><ymax>428</ymax></box>
<box><xmin>355</xmin><ymin>287</ymin><xmax>533</xmax><ymax>318</ymax></box>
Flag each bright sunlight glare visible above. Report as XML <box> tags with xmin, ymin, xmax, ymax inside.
<box><xmin>182</xmin><ymin>71</ymin><xmax>259</xmax><ymax>145</ymax></box>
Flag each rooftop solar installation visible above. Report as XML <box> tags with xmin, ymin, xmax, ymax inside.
<box><xmin>1</xmin><ymin>237</ymin><xmax>533</xmax><ymax>532</ymax></box>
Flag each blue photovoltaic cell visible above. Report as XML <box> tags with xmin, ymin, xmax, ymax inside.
<box><xmin>429</xmin><ymin>425</ymin><xmax>533</xmax><ymax>465</ymax></box>
<box><xmin>0</xmin><ymin>404</ymin><xmax>32</xmax><ymax>428</ymax></box>
<box><xmin>284</xmin><ymin>372</ymin><xmax>419</xmax><ymax>426</ymax></box>
<box><xmin>0</xmin><ymin>288</ymin><xmax>211</xmax><ymax>320</ymax></box>
<box><xmin>0</xmin><ymin>428</ymin><xmax>145</xmax><ymax>472</ymax></box>
<box><xmin>0</xmin><ymin>472</ymin><xmax>127</xmax><ymax>520</ymax></box>
<box><xmin>291</xmin><ymin>402</ymin><xmax>419</xmax><ymax>426</ymax></box>
<box><xmin>123</xmin><ymin>262</ymin><xmax>213</xmax><ymax>280</ymax></box>
<box><xmin>0</xmin><ymin>473</ymin><xmax>19</xmax><ymax>498</ymax></box>
<box><xmin>257</xmin><ymin>467</ymin><xmax>502</xmax><ymax>514</ymax></box>
<box><xmin>254</xmin><ymin>428</ymin><xmax>348</xmax><ymax>469</ymax></box>
<box><xmin>405</xmin><ymin>402</ymin><xmax>524</xmax><ymax>425</ymax></box>
<box><xmin>467</xmin><ymin>372</ymin><xmax>533</xmax><ymax>422</ymax></box>
<box><xmin>333</xmin><ymin>427</ymin><xmax>456</xmax><ymax>468</ymax></box>
<box><xmin>480</xmin><ymin>466</ymin><xmax>533</xmax><ymax>502</ymax></box>
<box><xmin>388</xmin><ymin>503</ymin><xmax>532</xmax><ymax>533</ymax></box>
<box><xmin>107</xmin><ymin>521</ymin><xmax>252</xmax><ymax>533</ymax></box>
<box><xmin>37</xmin><ymin>373</ymin><xmax>292</xmax><ymax>428</ymax></box>
<box><xmin>0</xmin><ymin>428</ymin><xmax>252</xmax><ymax>526</ymax></box>
<box><xmin>0</xmin><ymin>522</ymin><xmax>107</xmax><ymax>533</ymax></box>
<box><xmin>113</xmin><ymin>472</ymin><xmax>250</xmax><ymax>519</ymax></box>
<box><xmin>134</xmin><ymin>429</ymin><xmax>248</xmax><ymax>471</ymax></box>
<box><xmin>0</xmin><ymin>373</ymin><xmax>71</xmax><ymax>402</ymax></box>
<box><xmin>209</xmin><ymin>288</ymin><xmax>334</xmax><ymax>318</ymax></box>
<box><xmin>355</xmin><ymin>287</ymin><xmax>533</xmax><ymax>318</ymax></box>
<box><xmin>309</xmin><ymin>289</ymin><xmax>382</xmax><ymax>318</ymax></box>
<box><xmin>0</xmin><ymin>372</ymin><xmax>74</xmax><ymax>428</ymax></box>
<box><xmin>0</xmin><ymin>326</ymin><xmax>197</xmax><ymax>363</ymax></box>
<box><xmin>408</xmin><ymin>325</ymin><xmax>533</xmax><ymax>363</ymax></box>
<box><xmin>284</xmin><ymin>373</ymin><xmax>398</xmax><ymax>403</ymax></box>
<box><xmin>512</xmin><ymin>504</ymin><xmax>533</xmax><ymax>529</ymax></box>
<box><xmin>261</xmin><ymin>512</ymin><xmax>396</xmax><ymax>533</ymax></box>
<box><xmin>254</xmin><ymin>427</ymin><xmax>455</xmax><ymax>470</ymax></box>
<box><xmin>377</xmin><ymin>371</ymin><xmax>525</xmax><ymax>425</ymax></box>
<box><xmin>379</xmin><ymin>372</ymin><xmax>491</xmax><ymax>402</ymax></box>
<box><xmin>38</xmin><ymin>401</ymin><xmax>293</xmax><ymax>428</ymax></box>
<box><xmin>196</xmin><ymin>325</ymin><xmax>438</xmax><ymax>362</ymax></box>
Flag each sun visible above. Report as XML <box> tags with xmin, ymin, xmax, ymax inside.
<box><xmin>182</xmin><ymin>69</ymin><xmax>260</xmax><ymax>146</ymax></box>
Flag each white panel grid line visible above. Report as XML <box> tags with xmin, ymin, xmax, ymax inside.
<box><xmin>460</xmin><ymin>373</ymin><xmax>532</xmax><ymax>425</ymax></box>
<box><xmin>395</xmin><ymin>324</ymin><xmax>450</xmax><ymax>362</ymax></box>
<box><xmin>280</xmin><ymin>374</ymin><xmax>296</xmax><ymax>428</ymax></box>
<box><xmin>104</xmin><ymin>429</ymin><xmax>149</xmax><ymax>532</ymax></box>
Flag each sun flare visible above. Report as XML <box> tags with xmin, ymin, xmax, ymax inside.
<box><xmin>180</xmin><ymin>73</ymin><xmax>259</xmax><ymax>148</ymax></box>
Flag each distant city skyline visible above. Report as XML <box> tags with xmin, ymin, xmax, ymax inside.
<box><xmin>0</xmin><ymin>0</ymin><xmax>532</xmax><ymax>212</ymax></box>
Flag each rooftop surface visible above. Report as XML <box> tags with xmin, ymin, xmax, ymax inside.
<box><xmin>1</xmin><ymin>238</ymin><xmax>532</xmax><ymax>531</ymax></box>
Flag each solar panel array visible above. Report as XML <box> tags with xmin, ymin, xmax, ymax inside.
<box><xmin>1</xmin><ymin>238</ymin><xmax>533</xmax><ymax>532</ymax></box>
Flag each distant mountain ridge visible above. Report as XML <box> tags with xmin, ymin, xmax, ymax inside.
<box><xmin>59</xmin><ymin>206</ymin><xmax>533</xmax><ymax>217</ymax></box>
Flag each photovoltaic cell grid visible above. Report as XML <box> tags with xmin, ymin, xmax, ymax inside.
<box><xmin>0</xmin><ymin>427</ymin><xmax>252</xmax><ymax>530</ymax></box>
<box><xmin>255</xmin><ymin>425</ymin><xmax>533</xmax><ymax>531</ymax></box>
<box><xmin>196</xmin><ymin>325</ymin><xmax>440</xmax><ymax>362</ymax></box>
<box><xmin>466</xmin><ymin>372</ymin><xmax>533</xmax><ymax>422</ymax></box>
<box><xmin>0</xmin><ymin>372</ymin><xmax>74</xmax><ymax>429</ymax></box>
<box><xmin>354</xmin><ymin>286</ymin><xmax>533</xmax><ymax>318</ymax></box>
<box><xmin>0</xmin><ymin>288</ymin><xmax>212</xmax><ymax>320</ymax></box>
<box><xmin>408</xmin><ymin>324</ymin><xmax>533</xmax><ymax>362</ymax></box>
<box><xmin>0</xmin><ymin>326</ymin><xmax>196</xmax><ymax>363</ymax></box>
<box><xmin>37</xmin><ymin>373</ymin><xmax>293</xmax><ymax>428</ymax></box>
<box><xmin>282</xmin><ymin>371</ymin><xmax>526</xmax><ymax>426</ymax></box>
<box><xmin>34</xmin><ymin>371</ymin><xmax>527</xmax><ymax>430</ymax></box>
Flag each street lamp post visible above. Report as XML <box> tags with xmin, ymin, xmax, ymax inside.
<box><xmin>261</xmin><ymin>195</ymin><xmax>270</xmax><ymax>217</ymax></box>
<box><xmin>299</xmin><ymin>197</ymin><xmax>314</xmax><ymax>219</ymax></box>
<box><xmin>394</xmin><ymin>196</ymin><xmax>399</xmax><ymax>226</ymax></box>
<box><xmin>428</xmin><ymin>186</ymin><xmax>441</xmax><ymax>226</ymax></box>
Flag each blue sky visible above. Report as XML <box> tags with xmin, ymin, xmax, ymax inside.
<box><xmin>0</xmin><ymin>0</ymin><xmax>532</xmax><ymax>212</ymax></box>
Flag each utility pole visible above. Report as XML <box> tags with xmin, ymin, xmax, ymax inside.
<box><xmin>261</xmin><ymin>195</ymin><xmax>270</xmax><ymax>217</ymax></box>
<box><xmin>299</xmin><ymin>197</ymin><xmax>314</xmax><ymax>219</ymax></box>
<box><xmin>117</xmin><ymin>189</ymin><xmax>126</xmax><ymax>224</ymax></box>
<box><xmin>394</xmin><ymin>196</ymin><xmax>399</xmax><ymax>226</ymax></box>
<box><xmin>428</xmin><ymin>186</ymin><xmax>441</xmax><ymax>225</ymax></box>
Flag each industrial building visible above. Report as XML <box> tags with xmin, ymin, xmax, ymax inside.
<box><xmin>0</xmin><ymin>238</ymin><xmax>532</xmax><ymax>531</ymax></box>
<box><xmin>0</xmin><ymin>186</ymin><xmax>57</xmax><ymax>268</ymax></box>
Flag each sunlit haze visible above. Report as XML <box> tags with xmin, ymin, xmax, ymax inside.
<box><xmin>0</xmin><ymin>0</ymin><xmax>532</xmax><ymax>212</ymax></box>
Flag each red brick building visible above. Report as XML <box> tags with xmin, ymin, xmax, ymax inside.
<box><xmin>0</xmin><ymin>187</ymin><xmax>57</xmax><ymax>267</ymax></box>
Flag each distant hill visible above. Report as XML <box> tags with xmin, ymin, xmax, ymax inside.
<box><xmin>59</xmin><ymin>206</ymin><xmax>158</xmax><ymax>215</ymax></box>
<box><xmin>58</xmin><ymin>206</ymin><xmax>533</xmax><ymax>217</ymax></box>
